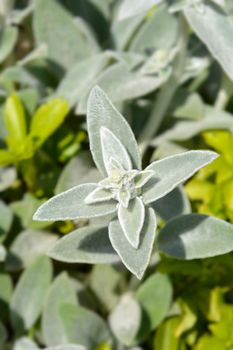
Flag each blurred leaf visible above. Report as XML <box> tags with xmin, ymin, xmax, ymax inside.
<box><xmin>42</xmin><ymin>272</ymin><xmax>77</xmax><ymax>347</ymax></box>
<box><xmin>13</xmin><ymin>337</ymin><xmax>39</xmax><ymax>350</ymax></box>
<box><xmin>30</xmin><ymin>99</ymin><xmax>70</xmax><ymax>149</ymax></box>
<box><xmin>45</xmin><ymin>346</ymin><xmax>85</xmax><ymax>350</ymax></box>
<box><xmin>4</xmin><ymin>93</ymin><xmax>27</xmax><ymax>150</ymax></box>
<box><xmin>10</xmin><ymin>256</ymin><xmax>52</xmax><ymax>332</ymax></box>
<box><xmin>48</xmin><ymin>225</ymin><xmax>119</xmax><ymax>264</ymax></box>
<box><xmin>55</xmin><ymin>152</ymin><xmax>101</xmax><ymax>194</ymax></box>
<box><xmin>0</xmin><ymin>167</ymin><xmax>16</xmax><ymax>192</ymax></box>
<box><xmin>195</xmin><ymin>335</ymin><xmax>225</xmax><ymax>350</ymax></box>
<box><xmin>87</xmin><ymin>86</ymin><xmax>141</xmax><ymax>176</ymax></box>
<box><xmin>109</xmin><ymin>293</ymin><xmax>141</xmax><ymax>346</ymax></box>
<box><xmin>0</xmin><ymin>245</ymin><xmax>6</xmax><ymax>262</ymax></box>
<box><xmin>90</xmin><ymin>265</ymin><xmax>121</xmax><ymax>311</ymax></box>
<box><xmin>154</xmin><ymin>317</ymin><xmax>184</xmax><ymax>350</ymax></box>
<box><xmin>0</xmin><ymin>273</ymin><xmax>13</xmax><ymax>322</ymax></box>
<box><xmin>118</xmin><ymin>0</ymin><xmax>162</xmax><ymax>20</ymax></box>
<box><xmin>136</xmin><ymin>273</ymin><xmax>172</xmax><ymax>339</ymax></box>
<box><xmin>60</xmin><ymin>303</ymin><xmax>112</xmax><ymax>349</ymax></box>
<box><xmin>184</xmin><ymin>1</ymin><xmax>233</xmax><ymax>80</ymax></box>
<box><xmin>33</xmin><ymin>0</ymin><xmax>99</xmax><ymax>69</ymax></box>
<box><xmin>0</xmin><ymin>200</ymin><xmax>13</xmax><ymax>243</ymax></box>
<box><xmin>158</xmin><ymin>214</ymin><xmax>233</xmax><ymax>259</ymax></box>
<box><xmin>11</xmin><ymin>193</ymin><xmax>49</xmax><ymax>229</ymax></box>
<box><xmin>0</xmin><ymin>26</ymin><xmax>18</xmax><ymax>63</ymax></box>
<box><xmin>109</xmin><ymin>208</ymin><xmax>156</xmax><ymax>280</ymax></box>
<box><xmin>6</xmin><ymin>229</ymin><xmax>58</xmax><ymax>271</ymax></box>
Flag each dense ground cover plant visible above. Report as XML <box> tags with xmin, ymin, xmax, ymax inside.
<box><xmin>1</xmin><ymin>0</ymin><xmax>233</xmax><ymax>349</ymax></box>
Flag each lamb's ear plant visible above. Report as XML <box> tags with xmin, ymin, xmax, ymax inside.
<box><xmin>33</xmin><ymin>86</ymin><xmax>219</xmax><ymax>279</ymax></box>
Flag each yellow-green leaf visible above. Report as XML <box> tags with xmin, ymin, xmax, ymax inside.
<box><xmin>30</xmin><ymin>98</ymin><xmax>69</xmax><ymax>148</ymax></box>
<box><xmin>4</xmin><ymin>93</ymin><xmax>27</xmax><ymax>150</ymax></box>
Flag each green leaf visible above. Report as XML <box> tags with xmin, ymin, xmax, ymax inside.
<box><xmin>109</xmin><ymin>293</ymin><xmax>141</xmax><ymax>346</ymax></box>
<box><xmin>136</xmin><ymin>273</ymin><xmax>172</xmax><ymax>339</ymax></box>
<box><xmin>60</xmin><ymin>303</ymin><xmax>112</xmax><ymax>350</ymax></box>
<box><xmin>87</xmin><ymin>86</ymin><xmax>141</xmax><ymax>176</ymax></box>
<box><xmin>143</xmin><ymin>151</ymin><xmax>218</xmax><ymax>204</ymax></box>
<box><xmin>118</xmin><ymin>0</ymin><xmax>162</xmax><ymax>20</ymax></box>
<box><xmin>0</xmin><ymin>26</ymin><xmax>18</xmax><ymax>63</ymax></box>
<box><xmin>154</xmin><ymin>317</ymin><xmax>183</xmax><ymax>350</ymax></box>
<box><xmin>118</xmin><ymin>197</ymin><xmax>145</xmax><ymax>249</ymax></box>
<box><xmin>42</xmin><ymin>273</ymin><xmax>77</xmax><ymax>347</ymax></box>
<box><xmin>109</xmin><ymin>208</ymin><xmax>156</xmax><ymax>279</ymax></box>
<box><xmin>55</xmin><ymin>153</ymin><xmax>101</xmax><ymax>194</ymax></box>
<box><xmin>158</xmin><ymin>214</ymin><xmax>233</xmax><ymax>259</ymax></box>
<box><xmin>0</xmin><ymin>273</ymin><xmax>13</xmax><ymax>322</ymax></box>
<box><xmin>152</xmin><ymin>187</ymin><xmax>191</xmax><ymax>221</ymax></box>
<box><xmin>13</xmin><ymin>337</ymin><xmax>39</xmax><ymax>350</ymax></box>
<box><xmin>56</xmin><ymin>53</ymin><xmax>111</xmax><ymax>107</ymax></box>
<box><xmin>0</xmin><ymin>200</ymin><xmax>13</xmax><ymax>243</ymax></box>
<box><xmin>29</xmin><ymin>99</ymin><xmax>69</xmax><ymax>148</ymax></box>
<box><xmin>184</xmin><ymin>1</ymin><xmax>233</xmax><ymax>80</ymax></box>
<box><xmin>4</xmin><ymin>93</ymin><xmax>27</xmax><ymax>148</ymax></box>
<box><xmin>48</xmin><ymin>225</ymin><xmax>118</xmax><ymax>264</ymax></box>
<box><xmin>10</xmin><ymin>256</ymin><xmax>52</xmax><ymax>332</ymax></box>
<box><xmin>6</xmin><ymin>229</ymin><xmax>58</xmax><ymax>271</ymax></box>
<box><xmin>85</xmin><ymin>187</ymin><xmax>112</xmax><ymax>204</ymax></box>
<box><xmin>0</xmin><ymin>149</ymin><xmax>16</xmax><ymax>166</ymax></box>
<box><xmin>33</xmin><ymin>184</ymin><xmax>117</xmax><ymax>221</ymax></box>
<box><xmin>195</xmin><ymin>335</ymin><xmax>225</xmax><ymax>350</ymax></box>
<box><xmin>33</xmin><ymin>0</ymin><xmax>99</xmax><ymax>69</ymax></box>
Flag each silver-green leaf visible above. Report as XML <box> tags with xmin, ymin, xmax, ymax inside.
<box><xmin>48</xmin><ymin>226</ymin><xmax>119</xmax><ymax>264</ymax></box>
<box><xmin>87</xmin><ymin>86</ymin><xmax>141</xmax><ymax>176</ymax></box>
<box><xmin>33</xmin><ymin>184</ymin><xmax>117</xmax><ymax>221</ymax></box>
<box><xmin>109</xmin><ymin>208</ymin><xmax>156</xmax><ymax>279</ymax></box>
<box><xmin>143</xmin><ymin>151</ymin><xmax>218</xmax><ymax>204</ymax></box>
<box><xmin>158</xmin><ymin>214</ymin><xmax>233</xmax><ymax>259</ymax></box>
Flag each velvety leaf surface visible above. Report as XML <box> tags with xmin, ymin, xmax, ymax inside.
<box><xmin>33</xmin><ymin>183</ymin><xmax>117</xmax><ymax>221</ymax></box>
<box><xmin>118</xmin><ymin>0</ymin><xmax>162</xmax><ymax>20</ymax></box>
<box><xmin>143</xmin><ymin>151</ymin><xmax>218</xmax><ymax>204</ymax></box>
<box><xmin>158</xmin><ymin>214</ymin><xmax>233</xmax><ymax>259</ymax></box>
<box><xmin>109</xmin><ymin>208</ymin><xmax>156</xmax><ymax>279</ymax></box>
<box><xmin>42</xmin><ymin>273</ymin><xmax>77</xmax><ymax>347</ymax></box>
<box><xmin>0</xmin><ymin>200</ymin><xmax>13</xmax><ymax>243</ymax></box>
<box><xmin>48</xmin><ymin>225</ymin><xmax>119</xmax><ymax>264</ymax></box>
<box><xmin>184</xmin><ymin>1</ymin><xmax>233</xmax><ymax>80</ymax></box>
<box><xmin>10</xmin><ymin>256</ymin><xmax>52</xmax><ymax>331</ymax></box>
<box><xmin>87</xmin><ymin>86</ymin><xmax>141</xmax><ymax>176</ymax></box>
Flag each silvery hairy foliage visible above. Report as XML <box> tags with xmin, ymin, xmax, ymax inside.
<box><xmin>33</xmin><ymin>87</ymin><xmax>218</xmax><ymax>279</ymax></box>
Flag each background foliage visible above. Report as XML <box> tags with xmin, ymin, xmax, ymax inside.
<box><xmin>1</xmin><ymin>0</ymin><xmax>233</xmax><ymax>349</ymax></box>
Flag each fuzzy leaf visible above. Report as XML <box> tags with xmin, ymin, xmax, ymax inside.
<box><xmin>134</xmin><ymin>171</ymin><xmax>154</xmax><ymax>189</ymax></box>
<box><xmin>30</xmin><ymin>99</ymin><xmax>69</xmax><ymax>148</ymax></box>
<box><xmin>13</xmin><ymin>337</ymin><xmax>39</xmax><ymax>350</ymax></box>
<box><xmin>33</xmin><ymin>0</ymin><xmax>99</xmax><ymax>69</ymax></box>
<box><xmin>48</xmin><ymin>225</ymin><xmax>119</xmax><ymax>264</ymax></box>
<box><xmin>184</xmin><ymin>1</ymin><xmax>233</xmax><ymax>80</ymax></box>
<box><xmin>0</xmin><ymin>166</ymin><xmax>16</xmax><ymax>192</ymax></box>
<box><xmin>0</xmin><ymin>200</ymin><xmax>13</xmax><ymax>243</ymax></box>
<box><xmin>87</xmin><ymin>86</ymin><xmax>141</xmax><ymax>176</ymax></box>
<box><xmin>100</xmin><ymin>127</ymin><xmax>132</xmax><ymax>174</ymax></box>
<box><xmin>0</xmin><ymin>26</ymin><xmax>18</xmax><ymax>63</ymax></box>
<box><xmin>109</xmin><ymin>294</ymin><xmax>141</xmax><ymax>346</ymax></box>
<box><xmin>143</xmin><ymin>151</ymin><xmax>218</xmax><ymax>204</ymax></box>
<box><xmin>33</xmin><ymin>183</ymin><xmax>117</xmax><ymax>221</ymax></box>
<box><xmin>136</xmin><ymin>273</ymin><xmax>173</xmax><ymax>338</ymax></box>
<box><xmin>109</xmin><ymin>208</ymin><xmax>156</xmax><ymax>279</ymax></box>
<box><xmin>10</xmin><ymin>256</ymin><xmax>52</xmax><ymax>332</ymax></box>
<box><xmin>60</xmin><ymin>303</ymin><xmax>112</xmax><ymax>350</ymax></box>
<box><xmin>118</xmin><ymin>0</ymin><xmax>162</xmax><ymax>20</ymax></box>
<box><xmin>85</xmin><ymin>186</ymin><xmax>112</xmax><ymax>204</ymax></box>
<box><xmin>158</xmin><ymin>214</ymin><xmax>233</xmax><ymax>259</ymax></box>
<box><xmin>118</xmin><ymin>197</ymin><xmax>145</xmax><ymax>249</ymax></box>
<box><xmin>45</xmin><ymin>346</ymin><xmax>86</xmax><ymax>350</ymax></box>
<box><xmin>42</xmin><ymin>273</ymin><xmax>77</xmax><ymax>347</ymax></box>
<box><xmin>0</xmin><ymin>245</ymin><xmax>6</xmax><ymax>262</ymax></box>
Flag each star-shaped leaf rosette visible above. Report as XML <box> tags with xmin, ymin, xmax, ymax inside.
<box><xmin>34</xmin><ymin>87</ymin><xmax>218</xmax><ymax>279</ymax></box>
